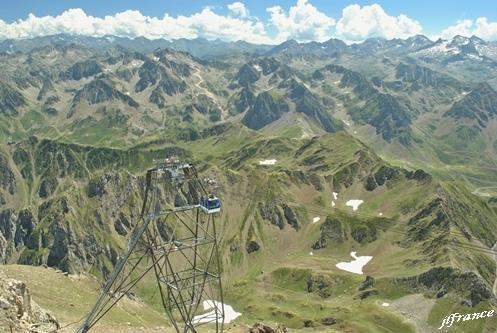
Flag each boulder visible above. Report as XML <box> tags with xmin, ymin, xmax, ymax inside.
<box><xmin>246</xmin><ymin>240</ymin><xmax>260</xmax><ymax>254</ymax></box>
<box><xmin>0</xmin><ymin>275</ymin><xmax>59</xmax><ymax>332</ymax></box>
<box><xmin>321</xmin><ymin>317</ymin><xmax>337</xmax><ymax>326</ymax></box>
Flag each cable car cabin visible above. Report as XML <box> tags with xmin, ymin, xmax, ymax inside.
<box><xmin>200</xmin><ymin>195</ymin><xmax>221</xmax><ymax>214</ymax></box>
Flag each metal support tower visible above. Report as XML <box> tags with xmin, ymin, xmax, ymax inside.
<box><xmin>77</xmin><ymin>159</ymin><xmax>224</xmax><ymax>333</ymax></box>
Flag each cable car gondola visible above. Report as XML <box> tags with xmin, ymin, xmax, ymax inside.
<box><xmin>200</xmin><ymin>194</ymin><xmax>221</xmax><ymax>214</ymax></box>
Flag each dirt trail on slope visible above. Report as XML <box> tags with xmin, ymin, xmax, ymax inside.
<box><xmin>191</xmin><ymin>65</ymin><xmax>227</xmax><ymax>117</ymax></box>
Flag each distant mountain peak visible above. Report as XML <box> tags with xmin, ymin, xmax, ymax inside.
<box><xmin>449</xmin><ymin>35</ymin><xmax>471</xmax><ymax>47</ymax></box>
<box><xmin>469</xmin><ymin>35</ymin><xmax>486</xmax><ymax>45</ymax></box>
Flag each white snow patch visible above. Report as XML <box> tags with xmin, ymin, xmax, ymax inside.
<box><xmin>331</xmin><ymin>200</ymin><xmax>336</xmax><ymax>207</ymax></box>
<box><xmin>312</xmin><ymin>217</ymin><xmax>321</xmax><ymax>224</ymax></box>
<box><xmin>193</xmin><ymin>300</ymin><xmax>241</xmax><ymax>324</ymax></box>
<box><xmin>259</xmin><ymin>159</ymin><xmax>277</xmax><ymax>165</ymax></box>
<box><xmin>335</xmin><ymin>252</ymin><xmax>373</xmax><ymax>275</ymax></box>
<box><xmin>153</xmin><ymin>56</ymin><xmax>160</xmax><ymax>61</ymax></box>
<box><xmin>332</xmin><ymin>192</ymin><xmax>338</xmax><ymax>200</ymax></box>
<box><xmin>345</xmin><ymin>199</ymin><xmax>363</xmax><ymax>211</ymax></box>
<box><xmin>253</xmin><ymin>64</ymin><xmax>262</xmax><ymax>72</ymax></box>
<box><xmin>129</xmin><ymin>60</ymin><xmax>143</xmax><ymax>68</ymax></box>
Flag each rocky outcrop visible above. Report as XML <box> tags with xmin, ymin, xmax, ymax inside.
<box><xmin>114</xmin><ymin>212</ymin><xmax>131</xmax><ymax>236</ymax></box>
<box><xmin>258</xmin><ymin>202</ymin><xmax>285</xmax><ymax>230</ymax></box>
<box><xmin>38</xmin><ymin>176</ymin><xmax>58</xmax><ymax>198</ymax></box>
<box><xmin>0</xmin><ymin>275</ymin><xmax>59</xmax><ymax>333</ymax></box>
<box><xmin>0</xmin><ymin>154</ymin><xmax>16</xmax><ymax>194</ymax></box>
<box><xmin>14</xmin><ymin>210</ymin><xmax>36</xmax><ymax>249</ymax></box>
<box><xmin>395</xmin><ymin>63</ymin><xmax>462</xmax><ymax>89</ymax></box>
<box><xmin>312</xmin><ymin>216</ymin><xmax>347</xmax><ymax>249</ymax></box>
<box><xmin>249</xmin><ymin>322</ymin><xmax>288</xmax><ymax>333</ymax></box>
<box><xmin>87</xmin><ymin>178</ymin><xmax>106</xmax><ymax>198</ymax></box>
<box><xmin>73</xmin><ymin>79</ymin><xmax>139</xmax><ymax>108</ymax></box>
<box><xmin>236</xmin><ymin>64</ymin><xmax>260</xmax><ymax>86</ymax></box>
<box><xmin>5</xmin><ymin>196</ymin><xmax>111</xmax><ymax>274</ymax></box>
<box><xmin>246</xmin><ymin>240</ymin><xmax>260</xmax><ymax>254</ymax></box>
<box><xmin>258</xmin><ymin>200</ymin><xmax>301</xmax><ymax>230</ymax></box>
<box><xmin>241</xmin><ymin>92</ymin><xmax>289</xmax><ymax>130</ymax></box>
<box><xmin>154</xmin><ymin>74</ymin><xmax>187</xmax><ymax>97</ymax></box>
<box><xmin>282</xmin><ymin>204</ymin><xmax>300</xmax><ymax>230</ymax></box>
<box><xmin>364</xmin><ymin>175</ymin><xmax>378</xmax><ymax>191</ymax></box>
<box><xmin>136</xmin><ymin>59</ymin><xmax>187</xmax><ymax>108</ymax></box>
<box><xmin>359</xmin><ymin>275</ymin><xmax>375</xmax><ymax>291</ymax></box>
<box><xmin>0</xmin><ymin>81</ymin><xmax>25</xmax><ymax>115</ymax></box>
<box><xmin>394</xmin><ymin>267</ymin><xmax>494</xmax><ymax>306</ymax></box>
<box><xmin>324</xmin><ymin>64</ymin><xmax>413</xmax><ymax>144</ymax></box>
<box><xmin>445</xmin><ymin>83</ymin><xmax>497</xmax><ymax>130</ymax></box>
<box><xmin>0</xmin><ymin>209</ymin><xmax>39</xmax><ymax>263</ymax></box>
<box><xmin>136</xmin><ymin>60</ymin><xmax>161</xmax><ymax>92</ymax></box>
<box><xmin>363</xmin><ymin>165</ymin><xmax>422</xmax><ymax>191</ymax></box>
<box><xmin>404</xmin><ymin>169</ymin><xmax>432</xmax><ymax>183</ymax></box>
<box><xmin>374</xmin><ymin>165</ymin><xmax>401</xmax><ymax>186</ymax></box>
<box><xmin>350</xmin><ymin>224</ymin><xmax>377</xmax><ymax>244</ymax></box>
<box><xmin>288</xmin><ymin>79</ymin><xmax>342</xmax><ymax>133</ymax></box>
<box><xmin>61</xmin><ymin>60</ymin><xmax>102</xmax><ymax>81</ymax></box>
<box><xmin>321</xmin><ymin>317</ymin><xmax>337</xmax><ymax>326</ymax></box>
<box><xmin>232</xmin><ymin>86</ymin><xmax>255</xmax><ymax>113</ymax></box>
<box><xmin>356</xmin><ymin>275</ymin><xmax>378</xmax><ymax>299</ymax></box>
<box><xmin>313</xmin><ymin>214</ymin><xmax>380</xmax><ymax>249</ymax></box>
<box><xmin>306</xmin><ymin>274</ymin><xmax>333</xmax><ymax>298</ymax></box>
<box><xmin>0</xmin><ymin>209</ymin><xmax>16</xmax><ymax>263</ymax></box>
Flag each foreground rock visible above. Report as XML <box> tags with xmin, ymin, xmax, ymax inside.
<box><xmin>0</xmin><ymin>274</ymin><xmax>59</xmax><ymax>333</ymax></box>
<box><xmin>248</xmin><ymin>322</ymin><xmax>288</xmax><ymax>333</ymax></box>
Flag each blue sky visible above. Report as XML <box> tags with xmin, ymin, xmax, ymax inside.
<box><xmin>0</xmin><ymin>0</ymin><xmax>496</xmax><ymax>43</ymax></box>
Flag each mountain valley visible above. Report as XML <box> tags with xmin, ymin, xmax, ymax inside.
<box><xmin>1</xmin><ymin>33</ymin><xmax>497</xmax><ymax>332</ymax></box>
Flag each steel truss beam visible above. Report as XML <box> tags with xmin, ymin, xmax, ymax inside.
<box><xmin>77</xmin><ymin>163</ymin><xmax>224</xmax><ymax>333</ymax></box>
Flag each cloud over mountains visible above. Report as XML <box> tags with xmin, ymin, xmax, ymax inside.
<box><xmin>0</xmin><ymin>1</ymin><xmax>496</xmax><ymax>44</ymax></box>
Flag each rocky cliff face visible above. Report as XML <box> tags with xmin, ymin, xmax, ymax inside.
<box><xmin>0</xmin><ymin>154</ymin><xmax>15</xmax><ymax>195</ymax></box>
<box><xmin>0</xmin><ymin>137</ymin><xmax>191</xmax><ymax>276</ymax></box>
<box><xmin>61</xmin><ymin>59</ymin><xmax>103</xmax><ymax>81</ymax></box>
<box><xmin>241</xmin><ymin>91</ymin><xmax>289</xmax><ymax>130</ymax></box>
<box><xmin>0</xmin><ymin>274</ymin><xmax>59</xmax><ymax>333</ymax></box>
<box><xmin>0</xmin><ymin>81</ymin><xmax>26</xmax><ymax>116</ymax></box>
<box><xmin>394</xmin><ymin>267</ymin><xmax>495</xmax><ymax>307</ymax></box>
<box><xmin>73</xmin><ymin>79</ymin><xmax>139</xmax><ymax>108</ymax></box>
<box><xmin>445</xmin><ymin>83</ymin><xmax>497</xmax><ymax>130</ymax></box>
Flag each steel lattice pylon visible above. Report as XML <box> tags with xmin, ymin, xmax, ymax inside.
<box><xmin>77</xmin><ymin>159</ymin><xmax>224</xmax><ymax>333</ymax></box>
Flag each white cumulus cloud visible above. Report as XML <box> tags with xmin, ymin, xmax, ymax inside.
<box><xmin>439</xmin><ymin>19</ymin><xmax>473</xmax><ymax>39</ymax></box>
<box><xmin>440</xmin><ymin>17</ymin><xmax>497</xmax><ymax>40</ymax></box>
<box><xmin>11</xmin><ymin>2</ymin><xmax>497</xmax><ymax>44</ymax></box>
<box><xmin>0</xmin><ymin>7</ymin><xmax>273</xmax><ymax>44</ymax></box>
<box><xmin>228</xmin><ymin>2</ymin><xmax>249</xmax><ymax>18</ymax></box>
<box><xmin>335</xmin><ymin>4</ymin><xmax>422</xmax><ymax>42</ymax></box>
<box><xmin>267</xmin><ymin>0</ymin><xmax>335</xmax><ymax>43</ymax></box>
